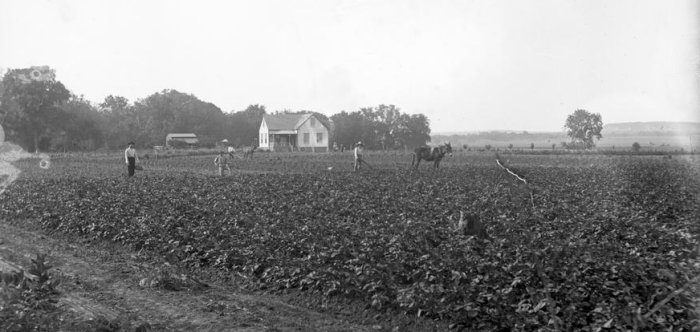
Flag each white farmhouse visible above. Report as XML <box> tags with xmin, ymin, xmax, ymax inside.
<box><xmin>259</xmin><ymin>113</ymin><xmax>329</xmax><ymax>152</ymax></box>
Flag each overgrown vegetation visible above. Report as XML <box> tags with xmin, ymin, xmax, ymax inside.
<box><xmin>0</xmin><ymin>253</ymin><xmax>61</xmax><ymax>331</ymax></box>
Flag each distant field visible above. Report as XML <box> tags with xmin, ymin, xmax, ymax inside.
<box><xmin>597</xmin><ymin>135</ymin><xmax>699</xmax><ymax>150</ymax></box>
<box><xmin>4</xmin><ymin>151</ymin><xmax>699</xmax><ymax>330</ymax></box>
<box><xmin>434</xmin><ymin>121</ymin><xmax>700</xmax><ymax>153</ymax></box>
<box><xmin>433</xmin><ymin>134</ymin><xmax>700</xmax><ymax>152</ymax></box>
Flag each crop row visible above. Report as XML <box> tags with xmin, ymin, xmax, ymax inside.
<box><xmin>2</xmin><ymin>156</ymin><xmax>698</xmax><ymax>330</ymax></box>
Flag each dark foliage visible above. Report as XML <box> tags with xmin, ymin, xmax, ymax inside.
<box><xmin>2</xmin><ymin>155</ymin><xmax>698</xmax><ymax>330</ymax></box>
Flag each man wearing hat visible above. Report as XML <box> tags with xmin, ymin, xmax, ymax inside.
<box><xmin>354</xmin><ymin>141</ymin><xmax>364</xmax><ymax>172</ymax></box>
<box><xmin>125</xmin><ymin>141</ymin><xmax>139</xmax><ymax>177</ymax></box>
<box><xmin>214</xmin><ymin>151</ymin><xmax>231</xmax><ymax>176</ymax></box>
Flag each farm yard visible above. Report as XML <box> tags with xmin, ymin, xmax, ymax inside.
<box><xmin>1</xmin><ymin>150</ymin><xmax>699</xmax><ymax>331</ymax></box>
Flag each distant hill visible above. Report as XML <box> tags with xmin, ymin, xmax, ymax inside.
<box><xmin>431</xmin><ymin>121</ymin><xmax>700</xmax><ymax>150</ymax></box>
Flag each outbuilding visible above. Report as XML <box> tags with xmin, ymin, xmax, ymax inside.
<box><xmin>166</xmin><ymin>133</ymin><xmax>199</xmax><ymax>149</ymax></box>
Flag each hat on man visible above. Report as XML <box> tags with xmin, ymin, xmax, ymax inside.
<box><xmin>357</xmin><ymin>141</ymin><xmax>363</xmax><ymax>146</ymax></box>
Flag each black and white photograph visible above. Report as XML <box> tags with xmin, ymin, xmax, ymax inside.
<box><xmin>0</xmin><ymin>0</ymin><xmax>698</xmax><ymax>330</ymax></box>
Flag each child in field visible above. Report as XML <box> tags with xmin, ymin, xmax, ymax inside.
<box><xmin>214</xmin><ymin>151</ymin><xmax>231</xmax><ymax>176</ymax></box>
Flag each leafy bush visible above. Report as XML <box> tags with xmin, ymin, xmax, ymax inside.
<box><xmin>0</xmin><ymin>253</ymin><xmax>61</xmax><ymax>331</ymax></box>
<box><xmin>632</xmin><ymin>142</ymin><xmax>641</xmax><ymax>152</ymax></box>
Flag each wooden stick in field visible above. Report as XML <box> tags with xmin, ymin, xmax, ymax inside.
<box><xmin>495</xmin><ymin>154</ymin><xmax>534</xmax><ymax>208</ymax></box>
<box><xmin>496</xmin><ymin>157</ymin><xmax>527</xmax><ymax>184</ymax></box>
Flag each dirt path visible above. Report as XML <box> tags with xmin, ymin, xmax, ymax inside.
<box><xmin>0</xmin><ymin>222</ymin><xmax>376</xmax><ymax>332</ymax></box>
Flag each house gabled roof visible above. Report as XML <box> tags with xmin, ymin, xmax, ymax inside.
<box><xmin>263</xmin><ymin>113</ymin><xmax>314</xmax><ymax>131</ymax></box>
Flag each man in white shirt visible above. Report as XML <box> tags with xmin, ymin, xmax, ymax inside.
<box><xmin>354</xmin><ymin>142</ymin><xmax>364</xmax><ymax>172</ymax></box>
<box><xmin>125</xmin><ymin>142</ymin><xmax>139</xmax><ymax>177</ymax></box>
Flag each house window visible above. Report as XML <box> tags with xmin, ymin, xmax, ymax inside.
<box><xmin>303</xmin><ymin>133</ymin><xmax>309</xmax><ymax>144</ymax></box>
<box><xmin>316</xmin><ymin>133</ymin><xmax>323</xmax><ymax>143</ymax></box>
<box><xmin>310</xmin><ymin>118</ymin><xmax>315</xmax><ymax>127</ymax></box>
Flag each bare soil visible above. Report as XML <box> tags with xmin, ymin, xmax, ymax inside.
<box><xmin>0</xmin><ymin>221</ymin><xmax>381</xmax><ymax>332</ymax></box>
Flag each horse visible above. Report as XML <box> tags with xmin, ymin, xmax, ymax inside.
<box><xmin>242</xmin><ymin>146</ymin><xmax>256</xmax><ymax>159</ymax></box>
<box><xmin>411</xmin><ymin>142</ymin><xmax>452</xmax><ymax>169</ymax></box>
<box><xmin>227</xmin><ymin>145</ymin><xmax>256</xmax><ymax>159</ymax></box>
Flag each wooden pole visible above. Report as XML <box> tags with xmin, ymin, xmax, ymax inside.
<box><xmin>495</xmin><ymin>155</ymin><xmax>534</xmax><ymax>209</ymax></box>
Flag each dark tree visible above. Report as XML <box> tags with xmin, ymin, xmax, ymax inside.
<box><xmin>632</xmin><ymin>142</ymin><xmax>641</xmax><ymax>152</ymax></box>
<box><xmin>564</xmin><ymin>109</ymin><xmax>603</xmax><ymax>149</ymax></box>
<box><xmin>134</xmin><ymin>90</ymin><xmax>227</xmax><ymax>148</ymax></box>
<box><xmin>330</xmin><ymin>105</ymin><xmax>429</xmax><ymax>150</ymax></box>
<box><xmin>0</xmin><ymin>67</ymin><xmax>70</xmax><ymax>152</ymax></box>
<box><xmin>228</xmin><ymin>104</ymin><xmax>266</xmax><ymax>146</ymax></box>
<box><xmin>331</xmin><ymin>111</ymin><xmax>365</xmax><ymax>149</ymax></box>
<box><xmin>58</xmin><ymin>95</ymin><xmax>104</xmax><ymax>151</ymax></box>
<box><xmin>98</xmin><ymin>95</ymin><xmax>140</xmax><ymax>149</ymax></box>
<box><xmin>393</xmin><ymin>113</ymin><xmax>431</xmax><ymax>150</ymax></box>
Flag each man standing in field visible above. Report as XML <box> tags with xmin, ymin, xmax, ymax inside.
<box><xmin>354</xmin><ymin>141</ymin><xmax>364</xmax><ymax>172</ymax></box>
<box><xmin>214</xmin><ymin>151</ymin><xmax>231</xmax><ymax>176</ymax></box>
<box><xmin>125</xmin><ymin>142</ymin><xmax>139</xmax><ymax>177</ymax></box>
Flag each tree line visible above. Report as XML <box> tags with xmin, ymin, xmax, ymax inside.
<box><xmin>0</xmin><ymin>67</ymin><xmax>431</xmax><ymax>152</ymax></box>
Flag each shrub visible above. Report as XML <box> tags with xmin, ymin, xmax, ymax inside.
<box><xmin>632</xmin><ymin>142</ymin><xmax>641</xmax><ymax>153</ymax></box>
<box><xmin>0</xmin><ymin>253</ymin><xmax>61</xmax><ymax>331</ymax></box>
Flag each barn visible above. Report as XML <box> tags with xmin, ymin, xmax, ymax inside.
<box><xmin>259</xmin><ymin>114</ymin><xmax>329</xmax><ymax>152</ymax></box>
<box><xmin>166</xmin><ymin>133</ymin><xmax>199</xmax><ymax>149</ymax></box>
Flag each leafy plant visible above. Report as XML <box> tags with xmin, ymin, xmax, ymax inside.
<box><xmin>0</xmin><ymin>253</ymin><xmax>61</xmax><ymax>331</ymax></box>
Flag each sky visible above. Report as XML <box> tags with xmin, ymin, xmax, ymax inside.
<box><xmin>1</xmin><ymin>0</ymin><xmax>698</xmax><ymax>133</ymax></box>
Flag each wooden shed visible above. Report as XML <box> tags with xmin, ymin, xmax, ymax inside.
<box><xmin>166</xmin><ymin>133</ymin><xmax>199</xmax><ymax>149</ymax></box>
